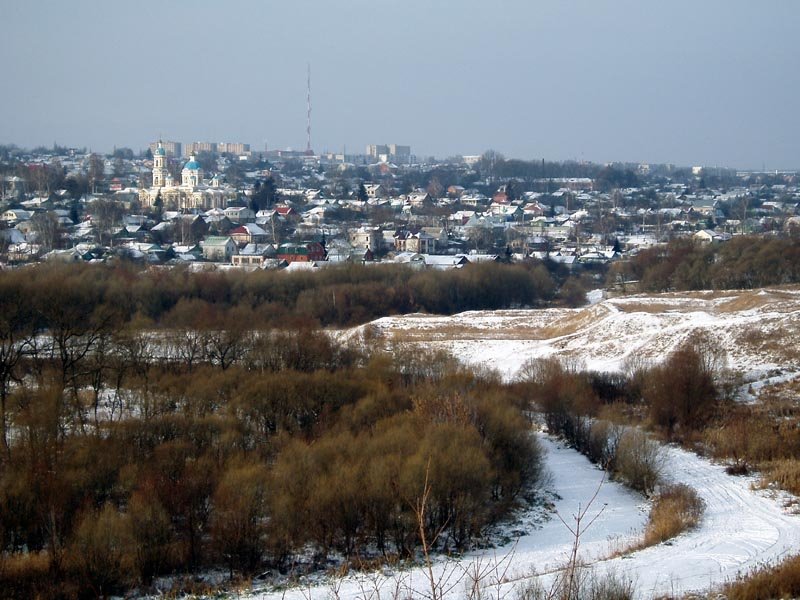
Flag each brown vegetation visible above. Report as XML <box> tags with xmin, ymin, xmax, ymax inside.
<box><xmin>722</xmin><ymin>554</ymin><xmax>800</xmax><ymax>600</ymax></box>
<box><xmin>618</xmin><ymin>236</ymin><xmax>800</xmax><ymax>293</ymax></box>
<box><xmin>640</xmin><ymin>484</ymin><xmax>704</xmax><ymax>547</ymax></box>
<box><xmin>0</xmin><ymin>264</ymin><xmax>547</xmax><ymax>598</ymax></box>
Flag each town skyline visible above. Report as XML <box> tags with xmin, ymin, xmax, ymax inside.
<box><xmin>2</xmin><ymin>1</ymin><xmax>799</xmax><ymax>170</ymax></box>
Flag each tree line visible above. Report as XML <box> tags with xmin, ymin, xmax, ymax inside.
<box><xmin>610</xmin><ymin>236</ymin><xmax>800</xmax><ymax>292</ymax></box>
<box><xmin>0</xmin><ymin>261</ymin><xmax>565</xmax><ymax>330</ymax></box>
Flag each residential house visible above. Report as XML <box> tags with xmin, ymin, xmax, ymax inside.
<box><xmin>276</xmin><ymin>241</ymin><xmax>326</xmax><ymax>263</ymax></box>
<box><xmin>422</xmin><ymin>254</ymin><xmax>471</xmax><ymax>269</ymax></box>
<box><xmin>275</xmin><ymin>205</ymin><xmax>298</xmax><ymax>220</ymax></box>
<box><xmin>447</xmin><ymin>185</ymin><xmax>465</xmax><ymax>198</ymax></box>
<box><xmin>420</xmin><ymin>227</ymin><xmax>448</xmax><ymax>248</ymax></box>
<box><xmin>349</xmin><ymin>226</ymin><xmax>382</xmax><ymax>253</ymax></box>
<box><xmin>489</xmin><ymin>202</ymin><xmax>523</xmax><ymax>221</ymax></box>
<box><xmin>693</xmin><ymin>229</ymin><xmax>731</xmax><ymax>244</ymax></box>
<box><xmin>171</xmin><ymin>243</ymin><xmax>203</xmax><ymax>261</ymax></box>
<box><xmin>462</xmin><ymin>253</ymin><xmax>501</xmax><ymax>263</ymax></box>
<box><xmin>2</xmin><ymin>209</ymin><xmax>33</xmax><ymax>224</ymax></box>
<box><xmin>321</xmin><ymin>239</ymin><xmax>367</xmax><ymax>263</ymax></box>
<box><xmin>364</xmin><ymin>184</ymin><xmax>388</xmax><ymax>199</ymax></box>
<box><xmin>0</xmin><ymin>228</ymin><xmax>26</xmax><ymax>247</ymax></box>
<box><xmin>407</xmin><ymin>191</ymin><xmax>432</xmax><ymax>207</ymax></box>
<box><xmin>460</xmin><ymin>191</ymin><xmax>488</xmax><ymax>207</ymax></box>
<box><xmin>229</xmin><ymin>223</ymin><xmax>269</xmax><ymax>245</ymax></box>
<box><xmin>224</xmin><ymin>206</ymin><xmax>256</xmax><ymax>223</ymax></box>
<box><xmin>392</xmin><ymin>252</ymin><xmax>426</xmax><ymax>269</ymax></box>
<box><xmin>202</xmin><ymin>236</ymin><xmax>238</xmax><ymax>262</ymax></box>
<box><xmin>522</xmin><ymin>202</ymin><xmax>546</xmax><ymax>220</ymax></box>
<box><xmin>303</xmin><ymin>205</ymin><xmax>330</xmax><ymax>225</ymax></box>
<box><xmin>394</xmin><ymin>228</ymin><xmax>437</xmax><ymax>254</ymax></box>
<box><xmin>231</xmin><ymin>243</ymin><xmax>276</xmax><ymax>268</ymax></box>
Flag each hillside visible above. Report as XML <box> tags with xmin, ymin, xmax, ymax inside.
<box><xmin>366</xmin><ymin>286</ymin><xmax>800</xmax><ymax>384</ymax></box>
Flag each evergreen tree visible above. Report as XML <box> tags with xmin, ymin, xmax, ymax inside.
<box><xmin>357</xmin><ymin>182</ymin><xmax>368</xmax><ymax>203</ymax></box>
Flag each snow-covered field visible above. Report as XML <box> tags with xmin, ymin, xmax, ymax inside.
<box><xmin>239</xmin><ymin>288</ymin><xmax>800</xmax><ymax>599</ymax></box>
<box><xmin>367</xmin><ymin>287</ymin><xmax>800</xmax><ymax>382</ymax></box>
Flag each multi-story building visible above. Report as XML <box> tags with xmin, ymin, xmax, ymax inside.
<box><xmin>184</xmin><ymin>141</ymin><xmax>251</xmax><ymax>156</ymax></box>
<box><xmin>149</xmin><ymin>140</ymin><xmax>182</xmax><ymax>158</ymax></box>
<box><xmin>367</xmin><ymin>143</ymin><xmax>412</xmax><ymax>164</ymax></box>
<box><xmin>184</xmin><ymin>141</ymin><xmax>215</xmax><ymax>156</ymax></box>
<box><xmin>388</xmin><ymin>144</ymin><xmax>411</xmax><ymax>163</ymax></box>
<box><xmin>217</xmin><ymin>142</ymin><xmax>250</xmax><ymax>155</ymax></box>
<box><xmin>366</xmin><ymin>144</ymin><xmax>389</xmax><ymax>159</ymax></box>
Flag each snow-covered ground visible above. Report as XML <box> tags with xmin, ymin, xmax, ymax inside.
<box><xmin>367</xmin><ymin>287</ymin><xmax>800</xmax><ymax>382</ymax></box>
<box><xmin>235</xmin><ymin>288</ymin><xmax>800</xmax><ymax>599</ymax></box>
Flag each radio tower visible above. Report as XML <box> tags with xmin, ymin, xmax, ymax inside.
<box><xmin>305</xmin><ymin>63</ymin><xmax>314</xmax><ymax>156</ymax></box>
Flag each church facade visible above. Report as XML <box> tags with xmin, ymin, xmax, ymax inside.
<box><xmin>139</xmin><ymin>141</ymin><xmax>238</xmax><ymax>211</ymax></box>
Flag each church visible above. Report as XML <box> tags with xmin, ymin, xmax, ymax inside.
<box><xmin>138</xmin><ymin>141</ymin><xmax>238</xmax><ymax>211</ymax></box>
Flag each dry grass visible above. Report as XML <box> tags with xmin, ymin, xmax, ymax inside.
<box><xmin>620</xmin><ymin>484</ymin><xmax>704</xmax><ymax>555</ymax></box>
<box><xmin>537</xmin><ymin>305</ymin><xmax>611</xmax><ymax>338</ymax></box>
<box><xmin>757</xmin><ymin>460</ymin><xmax>800</xmax><ymax>497</ymax></box>
<box><xmin>759</xmin><ymin>380</ymin><xmax>800</xmax><ymax>418</ymax></box>
<box><xmin>717</xmin><ymin>288</ymin><xmax>800</xmax><ymax>314</ymax></box>
<box><xmin>714</xmin><ymin>290</ymin><xmax>773</xmax><ymax>313</ymax></box>
<box><xmin>380</xmin><ymin>304</ymin><xmax>619</xmax><ymax>343</ymax></box>
<box><xmin>722</xmin><ymin>554</ymin><xmax>800</xmax><ymax>600</ymax></box>
<box><xmin>642</xmin><ymin>484</ymin><xmax>704</xmax><ymax>546</ymax></box>
<box><xmin>735</xmin><ymin>323</ymin><xmax>800</xmax><ymax>363</ymax></box>
<box><xmin>610</xmin><ymin>301</ymin><xmax>687</xmax><ymax>314</ymax></box>
<box><xmin>387</xmin><ymin>324</ymin><xmax>551</xmax><ymax>342</ymax></box>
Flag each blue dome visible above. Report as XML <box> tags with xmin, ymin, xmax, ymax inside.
<box><xmin>154</xmin><ymin>145</ymin><xmax>166</xmax><ymax>156</ymax></box>
<box><xmin>184</xmin><ymin>159</ymin><xmax>200</xmax><ymax>170</ymax></box>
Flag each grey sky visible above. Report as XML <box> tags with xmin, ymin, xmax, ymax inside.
<box><xmin>2</xmin><ymin>0</ymin><xmax>798</xmax><ymax>169</ymax></box>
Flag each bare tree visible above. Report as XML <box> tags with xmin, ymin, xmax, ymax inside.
<box><xmin>30</xmin><ymin>211</ymin><xmax>62</xmax><ymax>252</ymax></box>
<box><xmin>0</xmin><ymin>281</ymin><xmax>38</xmax><ymax>456</ymax></box>
<box><xmin>91</xmin><ymin>198</ymin><xmax>124</xmax><ymax>246</ymax></box>
<box><xmin>88</xmin><ymin>153</ymin><xmax>104</xmax><ymax>193</ymax></box>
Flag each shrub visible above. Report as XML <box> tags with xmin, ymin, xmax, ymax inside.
<box><xmin>515</xmin><ymin>567</ymin><xmax>635</xmax><ymax>600</ymax></box>
<box><xmin>585</xmin><ymin>420</ymin><xmax>623</xmax><ymax>471</ymax></box>
<box><xmin>67</xmin><ymin>503</ymin><xmax>136</xmax><ymax>597</ymax></box>
<box><xmin>642</xmin><ymin>483</ymin><xmax>704</xmax><ymax>546</ymax></box>
<box><xmin>0</xmin><ymin>552</ymin><xmax>52</xmax><ymax>600</ymax></box>
<box><xmin>210</xmin><ymin>462</ymin><xmax>270</xmax><ymax>576</ymax></box>
<box><xmin>644</xmin><ymin>341</ymin><xmax>719</xmax><ymax>439</ymax></box>
<box><xmin>128</xmin><ymin>489</ymin><xmax>174</xmax><ymax>583</ymax></box>
<box><xmin>614</xmin><ymin>429</ymin><xmax>663</xmax><ymax>495</ymax></box>
<box><xmin>723</xmin><ymin>554</ymin><xmax>800</xmax><ymax>600</ymax></box>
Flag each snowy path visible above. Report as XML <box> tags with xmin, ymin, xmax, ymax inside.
<box><xmin>244</xmin><ymin>435</ymin><xmax>800</xmax><ymax>599</ymax></box>
<box><xmin>603</xmin><ymin>444</ymin><xmax>800</xmax><ymax>597</ymax></box>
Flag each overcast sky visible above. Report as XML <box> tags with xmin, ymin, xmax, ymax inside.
<box><xmin>2</xmin><ymin>0</ymin><xmax>798</xmax><ymax>169</ymax></box>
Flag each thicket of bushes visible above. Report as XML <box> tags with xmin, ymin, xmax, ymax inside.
<box><xmin>612</xmin><ymin>235</ymin><xmax>800</xmax><ymax>292</ymax></box>
<box><xmin>0</xmin><ymin>265</ymin><xmax>545</xmax><ymax>599</ymax></box>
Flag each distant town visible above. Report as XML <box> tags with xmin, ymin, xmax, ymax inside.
<box><xmin>1</xmin><ymin>140</ymin><xmax>798</xmax><ymax>271</ymax></box>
